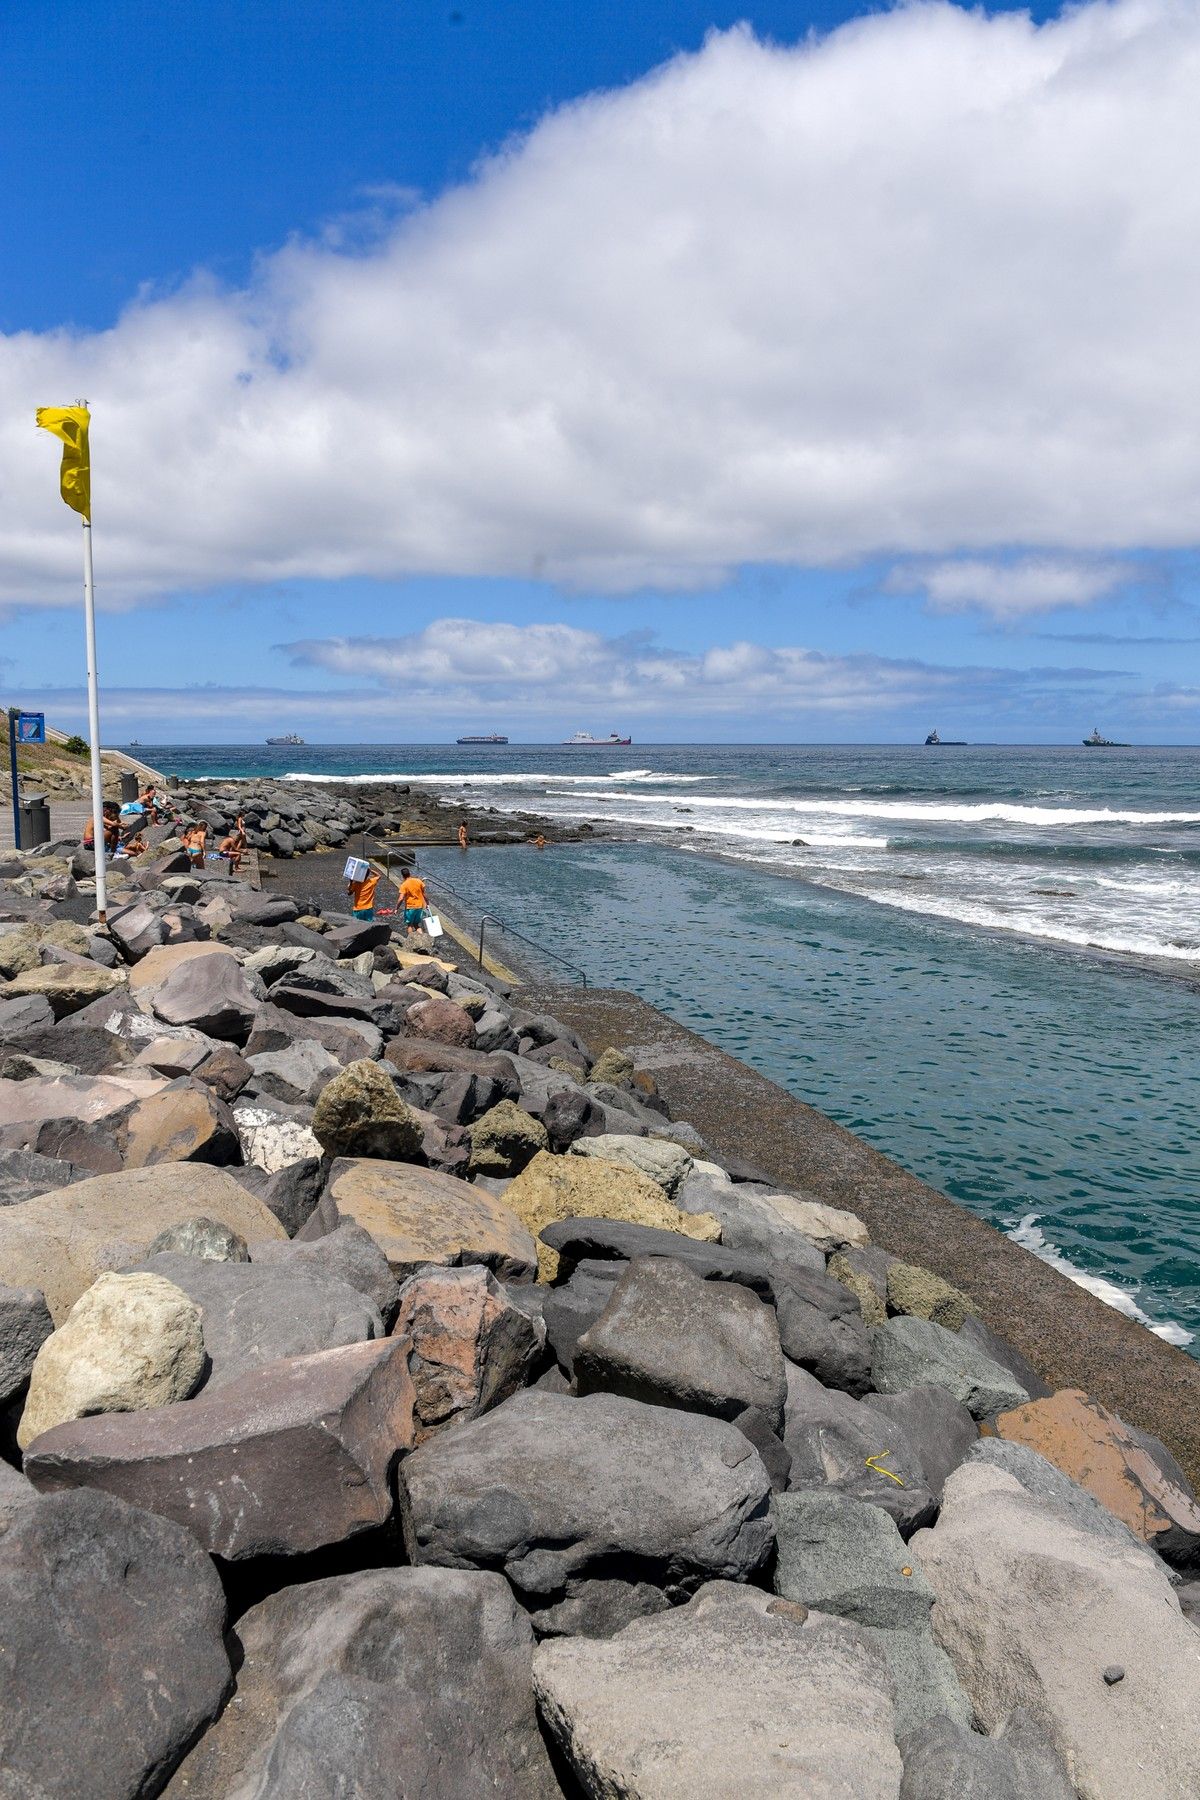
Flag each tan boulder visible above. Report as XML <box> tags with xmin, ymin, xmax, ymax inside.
<box><xmin>0</xmin><ymin>921</ymin><xmax>91</xmax><ymax>981</ymax></box>
<box><xmin>467</xmin><ymin>1099</ymin><xmax>549</xmax><ymax>1176</ymax></box>
<box><xmin>18</xmin><ymin>1271</ymin><xmax>205</xmax><ymax>1449</ymax></box>
<box><xmin>0</xmin><ymin>1164</ymin><xmax>286</xmax><ymax>1323</ymax></box>
<box><xmin>312</xmin><ymin>1059</ymin><xmax>423</xmax><ymax>1161</ymax></box>
<box><xmin>2</xmin><ymin>963</ymin><xmax>125</xmax><ymax>1019</ymax></box>
<box><xmin>121</xmin><ymin>1079</ymin><xmax>242</xmax><ymax>1168</ymax></box>
<box><xmin>994</xmin><ymin>1388</ymin><xmax>1200</xmax><ymax>1564</ymax></box>
<box><xmin>886</xmin><ymin>1261</ymin><xmax>976</xmax><ymax>1333</ymax></box>
<box><xmin>501</xmin><ymin>1150</ymin><xmax>721</xmax><ymax>1281</ymax></box>
<box><xmin>308</xmin><ymin>1157</ymin><xmax>538</xmax><ymax>1283</ymax></box>
<box><xmin>754</xmin><ymin>1192</ymin><xmax>869</xmax><ymax>1254</ymax></box>
<box><xmin>0</xmin><ymin>1071</ymin><xmax>167</xmax><ymax>1130</ymax></box>
<box><xmin>127</xmin><ymin>940</ymin><xmax>231</xmax><ymax>1000</ymax></box>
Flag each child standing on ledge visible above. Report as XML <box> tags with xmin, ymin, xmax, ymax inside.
<box><xmin>347</xmin><ymin>864</ymin><xmax>381</xmax><ymax>920</ymax></box>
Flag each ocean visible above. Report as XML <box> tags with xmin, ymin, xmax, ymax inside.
<box><xmin>149</xmin><ymin>740</ymin><xmax>1200</xmax><ymax>1350</ymax></box>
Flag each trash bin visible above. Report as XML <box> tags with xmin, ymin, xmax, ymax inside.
<box><xmin>18</xmin><ymin>796</ymin><xmax>50</xmax><ymax>850</ymax></box>
<box><xmin>120</xmin><ymin>771</ymin><xmax>139</xmax><ymax>804</ymax></box>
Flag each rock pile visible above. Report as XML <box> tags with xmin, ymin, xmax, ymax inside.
<box><xmin>159</xmin><ymin>775</ymin><xmax>593</xmax><ymax>858</ymax></box>
<box><xmin>0</xmin><ymin>841</ymin><xmax>1198</xmax><ymax>1797</ymax></box>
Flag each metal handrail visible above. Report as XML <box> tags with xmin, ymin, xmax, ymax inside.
<box><xmin>351</xmin><ymin>832</ymin><xmax>587</xmax><ymax>986</ymax></box>
<box><xmin>475</xmin><ymin>912</ymin><xmax>587</xmax><ymax>987</ymax></box>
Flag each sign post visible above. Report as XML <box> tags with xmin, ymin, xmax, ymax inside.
<box><xmin>6</xmin><ymin>710</ymin><xmax>45</xmax><ymax>849</ymax></box>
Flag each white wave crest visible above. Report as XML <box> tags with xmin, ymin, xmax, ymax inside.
<box><xmin>516</xmin><ymin>789</ymin><xmax>1200</xmax><ymax>826</ymax></box>
<box><xmin>856</xmin><ymin>883</ymin><xmax>1200</xmax><ymax>962</ymax></box>
<box><xmin>283</xmin><ymin>768</ymin><xmax>711</xmax><ymax>787</ymax></box>
<box><xmin>1007</xmin><ymin>1214</ymin><xmax>1193</xmax><ymax>1345</ymax></box>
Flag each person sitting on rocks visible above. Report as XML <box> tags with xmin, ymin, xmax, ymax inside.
<box><xmin>398</xmin><ymin>870</ymin><xmax>428</xmax><ymax>934</ymax></box>
<box><xmin>347</xmin><ymin>865</ymin><xmax>381</xmax><ymax>920</ymax></box>
<box><xmin>82</xmin><ymin>801</ymin><xmax>122</xmax><ymax>857</ymax></box>
<box><xmin>138</xmin><ymin>785</ymin><xmax>162</xmax><ymax>823</ymax></box>
<box><xmin>218</xmin><ymin>815</ymin><xmax>246</xmax><ymax>873</ymax></box>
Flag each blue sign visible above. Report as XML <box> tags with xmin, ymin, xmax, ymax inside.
<box><xmin>15</xmin><ymin>713</ymin><xmax>44</xmax><ymax>744</ymax></box>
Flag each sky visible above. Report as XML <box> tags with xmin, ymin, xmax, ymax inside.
<box><xmin>2</xmin><ymin>0</ymin><xmax>1199</xmax><ymax>744</ymax></box>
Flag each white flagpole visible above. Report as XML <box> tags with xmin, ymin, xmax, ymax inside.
<box><xmin>81</xmin><ymin>508</ymin><xmax>108</xmax><ymax>922</ymax></box>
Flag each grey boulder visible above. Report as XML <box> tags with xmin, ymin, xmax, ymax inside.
<box><xmin>137</xmin><ymin>1250</ymin><xmax>384</xmax><ymax>1389</ymax></box>
<box><xmin>247</xmin><ymin>1036</ymin><xmax>341</xmax><ymax>1105</ymax></box>
<box><xmin>541</xmin><ymin>1258</ymin><xmax>624</xmax><ymax>1374</ymax></box>
<box><xmin>0</xmin><ymin>1488</ymin><xmax>231</xmax><ymax>1800</ymax></box>
<box><xmin>912</xmin><ymin>1462</ymin><xmax>1200</xmax><ymax>1798</ymax></box>
<box><xmin>784</xmin><ymin>1362</ymin><xmax>937</xmax><ymax>1538</ymax></box>
<box><xmin>863</xmin><ymin>1385</ymin><xmax>978</xmax><ymax>1499</ymax></box>
<box><xmin>145</xmin><ymin>1213</ymin><xmax>250</xmax><ymax>1263</ymax></box>
<box><xmin>573</xmin><ymin>1254</ymin><xmax>787</xmax><ymax>1435</ymax></box>
<box><xmin>538</xmin><ymin>1214</ymin><xmax>775</xmax><ymax>1299</ymax></box>
<box><xmin>872</xmin><ymin>1317</ymin><xmax>1029</xmax><ymax>1421</ymax></box>
<box><xmin>967</xmin><ymin>1437</ymin><xmax>1168</xmax><ymax>1564</ymax></box>
<box><xmin>899</xmin><ymin>1711</ymin><xmax>1074</xmax><ymax>1800</ymax></box>
<box><xmin>151</xmin><ymin>950</ymin><xmax>260</xmax><ymax>1042</ymax></box>
<box><xmin>252</xmin><ymin>1216</ymin><xmax>401</xmax><ymax>1327</ymax></box>
<box><xmin>534</xmin><ymin>1581</ymin><xmax>903</xmax><ymax>1798</ymax></box>
<box><xmin>0</xmin><ymin>1279</ymin><xmax>54</xmax><ymax>1407</ymax></box>
<box><xmin>400</xmin><ymin>1388</ymin><xmax>773</xmax><ymax>1602</ymax></box>
<box><xmin>0</xmin><ymin>1145</ymin><xmax>84</xmax><ymax>1207</ymax></box>
<box><xmin>774</xmin><ymin>1264</ymin><xmax>873</xmax><ymax>1396</ymax></box>
<box><xmin>774</xmin><ymin>1489</ymin><xmax>971</xmax><ymax>1735</ymax></box>
<box><xmin>166</xmin><ymin>1566</ymin><xmax>558</xmax><ymax>1800</ymax></box>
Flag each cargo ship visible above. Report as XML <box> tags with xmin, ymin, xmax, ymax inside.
<box><xmin>563</xmin><ymin>731</ymin><xmax>632</xmax><ymax>746</ymax></box>
<box><xmin>1083</xmin><ymin>727</ymin><xmax>1130</xmax><ymax>747</ymax></box>
<box><xmin>456</xmin><ymin>733</ymin><xmax>509</xmax><ymax>745</ymax></box>
<box><xmin>265</xmin><ymin>734</ymin><xmax>305</xmax><ymax>746</ymax></box>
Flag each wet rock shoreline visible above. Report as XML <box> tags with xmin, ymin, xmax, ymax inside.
<box><xmin>0</xmin><ymin>834</ymin><xmax>1198</xmax><ymax>1796</ymax></box>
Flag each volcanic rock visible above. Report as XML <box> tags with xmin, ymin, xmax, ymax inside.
<box><xmin>0</xmin><ymin>1162</ymin><xmax>286</xmax><ymax>1322</ymax></box>
<box><xmin>399</xmin><ymin>1388</ymin><xmax>773</xmax><ymax>1600</ymax></box>
<box><xmin>533</xmin><ymin>1581</ymin><xmax>902</xmax><ymax>1798</ymax></box>
<box><xmin>26</xmin><ymin>1337</ymin><xmax>417</xmax><ymax>1559</ymax></box>
<box><xmin>392</xmin><ymin>1263</ymin><xmax>545</xmax><ymax>1441</ymax></box>
<box><xmin>573</xmin><ymin>1254</ymin><xmax>787</xmax><ymax>1433</ymax></box>
<box><xmin>305</xmin><ymin>1156</ymin><xmax>538</xmax><ymax>1282</ymax></box>
<box><xmin>502</xmin><ymin>1149</ymin><xmax>720</xmax><ymax>1281</ymax></box>
<box><xmin>0</xmin><ymin>1489</ymin><xmax>231</xmax><ymax>1800</ymax></box>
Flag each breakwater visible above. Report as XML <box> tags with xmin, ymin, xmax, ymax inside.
<box><xmin>0</xmin><ymin>809</ymin><xmax>1198</xmax><ymax>1793</ymax></box>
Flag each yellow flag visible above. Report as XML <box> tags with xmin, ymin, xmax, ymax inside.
<box><xmin>35</xmin><ymin>405</ymin><xmax>91</xmax><ymax>521</ymax></box>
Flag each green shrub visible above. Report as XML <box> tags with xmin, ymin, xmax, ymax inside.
<box><xmin>63</xmin><ymin>735</ymin><xmax>88</xmax><ymax>755</ymax></box>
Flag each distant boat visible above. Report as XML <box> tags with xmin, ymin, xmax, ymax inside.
<box><xmin>563</xmin><ymin>731</ymin><xmax>633</xmax><ymax>746</ymax></box>
<box><xmin>1083</xmin><ymin>727</ymin><xmax>1129</xmax><ymax>747</ymax></box>
<box><xmin>266</xmin><ymin>734</ymin><xmax>305</xmax><ymax>746</ymax></box>
<box><xmin>924</xmin><ymin>729</ymin><xmax>967</xmax><ymax>745</ymax></box>
<box><xmin>127</xmin><ymin>738</ymin><xmax>141</xmax><ymax>747</ymax></box>
<box><xmin>457</xmin><ymin>733</ymin><xmax>509</xmax><ymax>745</ymax></box>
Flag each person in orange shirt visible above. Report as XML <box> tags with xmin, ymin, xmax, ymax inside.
<box><xmin>397</xmin><ymin>871</ymin><xmax>428</xmax><ymax>934</ymax></box>
<box><xmin>347</xmin><ymin>866</ymin><xmax>381</xmax><ymax>919</ymax></box>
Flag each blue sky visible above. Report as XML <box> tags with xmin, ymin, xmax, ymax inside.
<box><xmin>2</xmin><ymin>0</ymin><xmax>1198</xmax><ymax>742</ymax></box>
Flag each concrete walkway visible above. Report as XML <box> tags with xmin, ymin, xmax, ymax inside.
<box><xmin>527</xmin><ymin>981</ymin><xmax>1200</xmax><ymax>1490</ymax></box>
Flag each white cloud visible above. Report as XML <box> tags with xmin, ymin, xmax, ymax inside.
<box><xmin>6</xmin><ymin>0</ymin><xmax>1200</xmax><ymax>606</ymax></box>
<box><xmin>887</xmin><ymin>556</ymin><xmax>1129</xmax><ymax>621</ymax></box>
<box><xmin>278</xmin><ymin>616</ymin><xmax>1139</xmax><ymax>720</ymax></box>
<box><xmin>16</xmin><ymin>614</ymin><xmax>1184</xmax><ymax>736</ymax></box>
